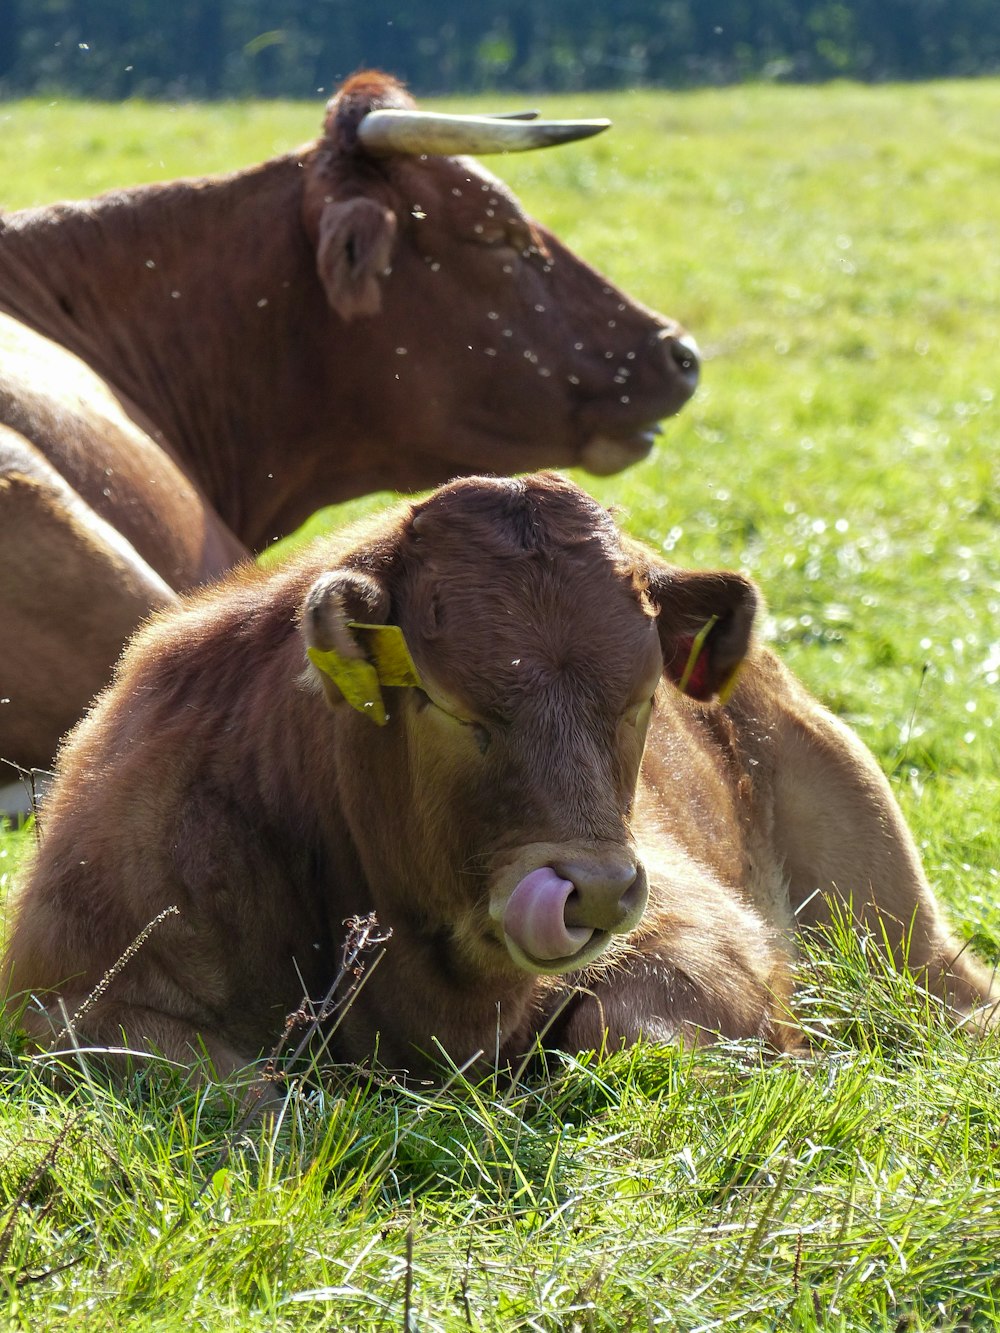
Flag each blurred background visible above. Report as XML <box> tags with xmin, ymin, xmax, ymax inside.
<box><xmin>2</xmin><ymin>0</ymin><xmax>1000</xmax><ymax>100</ymax></box>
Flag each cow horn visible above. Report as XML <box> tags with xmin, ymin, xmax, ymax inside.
<box><xmin>356</xmin><ymin>109</ymin><xmax>610</xmax><ymax>157</ymax></box>
<box><xmin>484</xmin><ymin>110</ymin><xmax>540</xmax><ymax>121</ymax></box>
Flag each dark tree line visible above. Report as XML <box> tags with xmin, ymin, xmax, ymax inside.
<box><xmin>1</xmin><ymin>0</ymin><xmax>999</xmax><ymax>99</ymax></box>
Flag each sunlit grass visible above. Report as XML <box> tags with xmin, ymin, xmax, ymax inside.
<box><xmin>1</xmin><ymin>81</ymin><xmax>998</xmax><ymax>1328</ymax></box>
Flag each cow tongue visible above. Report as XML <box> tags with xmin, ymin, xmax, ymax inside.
<box><xmin>503</xmin><ymin>867</ymin><xmax>595</xmax><ymax>961</ymax></box>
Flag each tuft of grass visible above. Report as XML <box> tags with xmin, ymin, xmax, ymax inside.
<box><xmin>1</xmin><ymin>80</ymin><xmax>998</xmax><ymax>1328</ymax></box>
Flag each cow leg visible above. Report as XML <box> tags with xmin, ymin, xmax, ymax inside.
<box><xmin>763</xmin><ymin>660</ymin><xmax>998</xmax><ymax>1021</ymax></box>
<box><xmin>18</xmin><ymin>993</ymin><xmax>254</xmax><ymax>1085</ymax></box>
<box><xmin>0</xmin><ymin>429</ymin><xmax>179</xmax><ymax>787</ymax></box>
<box><xmin>551</xmin><ymin>860</ymin><xmax>799</xmax><ymax>1055</ymax></box>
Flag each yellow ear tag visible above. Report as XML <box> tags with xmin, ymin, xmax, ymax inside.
<box><xmin>677</xmin><ymin>616</ymin><xmax>718</xmax><ymax>695</ymax></box>
<box><xmin>307</xmin><ymin>623</ymin><xmax>423</xmax><ymax>727</ymax></box>
<box><xmin>355</xmin><ymin>623</ymin><xmax>423</xmax><ymax>690</ymax></box>
<box><xmin>717</xmin><ymin>660</ymin><xmax>743</xmax><ymax>706</ymax></box>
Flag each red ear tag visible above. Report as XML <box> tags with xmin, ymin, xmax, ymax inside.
<box><xmin>681</xmin><ymin>647</ymin><xmax>711</xmax><ymax>699</ymax></box>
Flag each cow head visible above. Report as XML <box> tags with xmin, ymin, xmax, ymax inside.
<box><xmin>303</xmin><ymin>473</ymin><xmax>757</xmax><ymax>981</ymax></box>
<box><xmin>300</xmin><ymin>72</ymin><xmax>699</xmax><ymax>488</ymax></box>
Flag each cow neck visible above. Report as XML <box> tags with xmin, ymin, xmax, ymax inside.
<box><xmin>0</xmin><ymin>155</ymin><xmax>336</xmax><ymax>550</ymax></box>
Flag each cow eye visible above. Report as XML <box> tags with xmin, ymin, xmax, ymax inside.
<box><xmin>450</xmin><ymin>715</ymin><xmax>490</xmax><ymax>755</ymax></box>
<box><xmin>506</xmin><ymin>221</ymin><xmax>535</xmax><ymax>253</ymax></box>
<box><xmin>414</xmin><ymin>689</ymin><xmax>491</xmax><ymax>754</ymax></box>
<box><xmin>473</xmin><ymin>220</ymin><xmax>536</xmax><ymax>258</ymax></box>
<box><xmin>468</xmin><ymin>722</ymin><xmax>490</xmax><ymax>755</ymax></box>
<box><xmin>472</xmin><ymin>222</ymin><xmax>509</xmax><ymax>247</ymax></box>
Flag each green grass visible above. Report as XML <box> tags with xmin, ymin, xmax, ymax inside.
<box><xmin>1</xmin><ymin>81</ymin><xmax>999</xmax><ymax>1329</ymax></box>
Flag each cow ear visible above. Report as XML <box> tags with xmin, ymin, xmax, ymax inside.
<box><xmin>645</xmin><ymin>564</ymin><xmax>760</xmax><ymax>702</ymax></box>
<box><xmin>303</xmin><ymin>569</ymin><xmax>422</xmax><ymax>724</ymax></box>
<box><xmin>303</xmin><ymin>569</ymin><xmax>389</xmax><ymax>711</ymax></box>
<box><xmin>315</xmin><ymin>197</ymin><xmax>398</xmax><ymax>320</ymax></box>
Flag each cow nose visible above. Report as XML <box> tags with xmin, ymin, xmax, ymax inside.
<box><xmin>558</xmin><ymin>859</ymin><xmax>649</xmax><ymax>933</ymax></box>
<box><xmin>658</xmin><ymin>329</ymin><xmax>700</xmax><ymax>387</ymax></box>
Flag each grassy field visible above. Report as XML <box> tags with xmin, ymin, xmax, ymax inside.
<box><xmin>1</xmin><ymin>80</ymin><xmax>999</xmax><ymax>1329</ymax></box>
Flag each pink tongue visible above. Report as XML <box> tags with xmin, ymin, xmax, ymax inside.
<box><xmin>503</xmin><ymin>867</ymin><xmax>595</xmax><ymax>961</ymax></box>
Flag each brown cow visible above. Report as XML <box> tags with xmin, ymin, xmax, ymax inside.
<box><xmin>0</xmin><ymin>71</ymin><xmax>698</xmax><ymax>800</ymax></box>
<box><xmin>3</xmin><ymin>473</ymin><xmax>994</xmax><ymax>1083</ymax></box>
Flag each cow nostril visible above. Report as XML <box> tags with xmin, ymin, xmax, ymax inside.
<box><xmin>563</xmin><ymin>887</ymin><xmax>631</xmax><ymax>932</ymax></box>
<box><xmin>620</xmin><ymin>874</ymin><xmax>644</xmax><ymax>914</ymax></box>
<box><xmin>563</xmin><ymin>889</ymin><xmax>585</xmax><ymax>930</ymax></box>
<box><xmin>561</xmin><ymin>865</ymin><xmax>645</xmax><ymax>933</ymax></box>
<box><xmin>660</xmin><ymin>331</ymin><xmax>700</xmax><ymax>382</ymax></box>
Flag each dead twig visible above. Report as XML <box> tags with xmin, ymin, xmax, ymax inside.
<box><xmin>194</xmin><ymin>913</ymin><xmax>393</xmax><ymax>1206</ymax></box>
<box><xmin>50</xmin><ymin>905</ymin><xmax>182</xmax><ymax>1049</ymax></box>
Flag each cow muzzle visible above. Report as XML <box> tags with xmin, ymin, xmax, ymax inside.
<box><xmin>491</xmin><ymin>849</ymin><xmax>649</xmax><ymax>975</ymax></box>
<box><xmin>577</xmin><ymin>331</ymin><xmax>701</xmax><ymax>477</ymax></box>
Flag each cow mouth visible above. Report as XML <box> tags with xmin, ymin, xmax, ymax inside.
<box><xmin>579</xmin><ymin>424</ymin><xmax>661</xmax><ymax>476</ymax></box>
<box><xmin>503</xmin><ymin>927</ymin><xmax>612</xmax><ymax>976</ymax></box>
<box><xmin>577</xmin><ymin>331</ymin><xmax>700</xmax><ymax>476</ymax></box>
<box><xmin>496</xmin><ymin>864</ymin><xmax>647</xmax><ymax>976</ymax></box>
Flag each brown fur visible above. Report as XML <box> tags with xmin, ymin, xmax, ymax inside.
<box><xmin>0</xmin><ymin>71</ymin><xmax>698</xmax><ymax>782</ymax></box>
<box><xmin>5</xmin><ymin>474</ymin><xmax>992</xmax><ymax>1081</ymax></box>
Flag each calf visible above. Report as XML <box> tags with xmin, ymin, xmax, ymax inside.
<box><xmin>3</xmin><ymin>474</ymin><xmax>994</xmax><ymax>1078</ymax></box>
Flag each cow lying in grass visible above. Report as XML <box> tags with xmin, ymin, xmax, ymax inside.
<box><xmin>3</xmin><ymin>474</ymin><xmax>995</xmax><ymax>1079</ymax></box>
<box><xmin>0</xmin><ymin>69</ymin><xmax>699</xmax><ymax>796</ymax></box>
